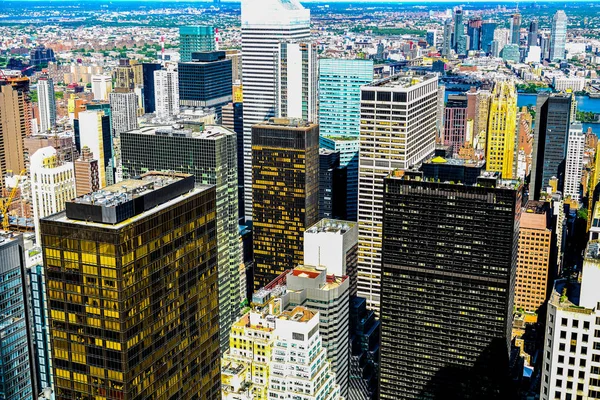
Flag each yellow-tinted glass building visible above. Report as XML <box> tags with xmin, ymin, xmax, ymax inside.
<box><xmin>486</xmin><ymin>81</ymin><xmax>517</xmax><ymax>179</ymax></box>
<box><xmin>40</xmin><ymin>172</ymin><xmax>220</xmax><ymax>400</ymax></box>
<box><xmin>251</xmin><ymin>118</ymin><xmax>319</xmax><ymax>290</ymax></box>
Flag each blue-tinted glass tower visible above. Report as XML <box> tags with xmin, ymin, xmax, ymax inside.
<box><xmin>179</xmin><ymin>26</ymin><xmax>215</xmax><ymax>62</ymax></box>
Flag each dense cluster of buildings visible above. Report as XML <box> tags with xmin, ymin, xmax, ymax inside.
<box><xmin>1</xmin><ymin>1</ymin><xmax>600</xmax><ymax>400</ymax></box>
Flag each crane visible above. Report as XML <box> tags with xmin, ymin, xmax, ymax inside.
<box><xmin>1</xmin><ymin>170</ymin><xmax>26</xmax><ymax>231</ymax></box>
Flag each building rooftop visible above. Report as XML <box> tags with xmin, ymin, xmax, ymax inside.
<box><xmin>254</xmin><ymin>117</ymin><xmax>316</xmax><ymax>130</ymax></box>
<box><xmin>125</xmin><ymin>124</ymin><xmax>234</xmax><ymax>140</ymax></box>
<box><xmin>278</xmin><ymin>306</ymin><xmax>315</xmax><ymax>323</ymax></box>
<box><xmin>365</xmin><ymin>73</ymin><xmax>437</xmax><ymax>89</ymax></box>
<box><xmin>389</xmin><ymin>169</ymin><xmax>521</xmax><ymax>190</ymax></box>
<box><xmin>521</xmin><ymin>201</ymin><xmax>550</xmax><ymax>230</ymax></box>
<box><xmin>585</xmin><ymin>241</ymin><xmax>600</xmax><ymax>260</ymax></box>
<box><xmin>424</xmin><ymin>156</ymin><xmax>485</xmax><ymax>168</ymax></box>
<box><xmin>305</xmin><ymin>218</ymin><xmax>357</xmax><ymax>235</ymax></box>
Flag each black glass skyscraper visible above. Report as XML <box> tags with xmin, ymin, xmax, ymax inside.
<box><xmin>319</xmin><ymin>148</ymin><xmax>347</xmax><ymax>220</ymax></box>
<box><xmin>530</xmin><ymin>93</ymin><xmax>572</xmax><ymax>200</ymax></box>
<box><xmin>142</xmin><ymin>63</ymin><xmax>161</xmax><ymax>114</ymax></box>
<box><xmin>380</xmin><ymin>171</ymin><xmax>521</xmax><ymax>400</ymax></box>
<box><xmin>481</xmin><ymin>21</ymin><xmax>498</xmax><ymax>54</ymax></box>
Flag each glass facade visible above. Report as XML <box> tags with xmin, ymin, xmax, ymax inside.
<box><xmin>0</xmin><ymin>235</ymin><xmax>34</xmax><ymax>400</ymax></box>
<box><xmin>40</xmin><ymin>186</ymin><xmax>220</xmax><ymax>399</ymax></box>
<box><xmin>320</xmin><ymin>136</ymin><xmax>359</xmax><ymax>221</ymax></box>
<box><xmin>179</xmin><ymin>26</ymin><xmax>215</xmax><ymax>63</ymax></box>
<box><xmin>252</xmin><ymin>121</ymin><xmax>319</xmax><ymax>290</ymax></box>
<box><xmin>380</xmin><ymin>175</ymin><xmax>521</xmax><ymax>399</ymax></box>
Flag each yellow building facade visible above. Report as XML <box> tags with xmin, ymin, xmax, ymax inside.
<box><xmin>486</xmin><ymin>81</ymin><xmax>517</xmax><ymax>179</ymax></box>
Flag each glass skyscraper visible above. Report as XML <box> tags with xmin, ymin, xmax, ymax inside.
<box><xmin>550</xmin><ymin>11</ymin><xmax>567</xmax><ymax>61</ymax></box>
<box><xmin>319</xmin><ymin>58</ymin><xmax>373</xmax><ymax>221</ymax></box>
<box><xmin>179</xmin><ymin>26</ymin><xmax>215</xmax><ymax>62</ymax></box>
<box><xmin>0</xmin><ymin>234</ymin><xmax>34</xmax><ymax>400</ymax></box>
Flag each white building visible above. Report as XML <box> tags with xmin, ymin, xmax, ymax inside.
<box><xmin>241</xmin><ymin>0</ymin><xmax>311</xmax><ymax>220</ymax></box>
<box><xmin>37</xmin><ymin>75</ymin><xmax>56</xmax><ymax>134</ymax></box>
<box><xmin>553</xmin><ymin>77</ymin><xmax>586</xmax><ymax>93</ymax></box>
<box><xmin>550</xmin><ymin>10</ymin><xmax>568</xmax><ymax>61</ymax></box>
<box><xmin>540</xmin><ymin>241</ymin><xmax>600</xmax><ymax>400</ymax></box>
<box><xmin>30</xmin><ymin>147</ymin><xmax>76</xmax><ymax>244</ymax></box>
<box><xmin>525</xmin><ymin>46</ymin><xmax>542</xmax><ymax>63</ymax></box>
<box><xmin>275</xmin><ymin>42</ymin><xmax>318</xmax><ymax>123</ymax></box>
<box><xmin>357</xmin><ymin>73</ymin><xmax>438</xmax><ymax>311</ymax></box>
<box><xmin>109</xmin><ymin>92</ymin><xmax>138</xmax><ymax>137</ymax></box>
<box><xmin>78</xmin><ymin>110</ymin><xmax>108</xmax><ymax>188</ymax></box>
<box><xmin>154</xmin><ymin>64</ymin><xmax>179</xmax><ymax>120</ymax></box>
<box><xmin>564</xmin><ymin>123</ymin><xmax>585</xmax><ymax>204</ymax></box>
<box><xmin>493</xmin><ymin>28</ymin><xmax>510</xmax><ymax>57</ymax></box>
<box><xmin>91</xmin><ymin>75</ymin><xmax>112</xmax><ymax>101</ymax></box>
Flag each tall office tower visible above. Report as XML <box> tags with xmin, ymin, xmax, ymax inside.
<box><xmin>275</xmin><ymin>42</ymin><xmax>318</xmax><ymax>122</ymax></box>
<box><xmin>380</xmin><ymin>171</ymin><xmax>521</xmax><ymax>399</ymax></box>
<box><xmin>178</xmin><ymin>51</ymin><xmax>232</xmax><ymax>118</ymax></box>
<box><xmin>349</xmin><ymin>296</ymin><xmax>380</xmax><ymax>400</ymax></box>
<box><xmin>442</xmin><ymin>19</ymin><xmax>453</xmax><ymax>56</ymax></box>
<box><xmin>141</xmin><ymin>63</ymin><xmax>161</xmax><ymax>114</ymax></box>
<box><xmin>319</xmin><ymin>58</ymin><xmax>373</xmax><ymax>221</ymax></box>
<box><xmin>40</xmin><ymin>173</ymin><xmax>221</xmax><ymax>399</ymax></box>
<box><xmin>516</xmin><ymin>108</ymin><xmax>534</xmax><ymax>181</ymax></box>
<box><xmin>530</xmin><ymin>94</ymin><xmax>572</xmax><ymax>200</ymax></box>
<box><xmin>510</xmin><ymin>12</ymin><xmax>522</xmax><ymax>44</ymax></box>
<box><xmin>426</xmin><ymin>30</ymin><xmax>437</xmax><ymax>47</ymax></box>
<box><xmin>481</xmin><ymin>20</ymin><xmax>497</xmax><ymax>54</ymax></box>
<box><xmin>474</xmin><ymin>90</ymin><xmax>491</xmax><ymax>146</ymax></box>
<box><xmin>179</xmin><ymin>26</ymin><xmax>215</xmax><ymax>62</ymax></box>
<box><xmin>0</xmin><ymin>235</ymin><xmax>35</xmax><ymax>399</ymax></box>
<box><xmin>304</xmin><ymin>218</ymin><xmax>358</xmax><ymax>295</ymax></box>
<box><xmin>0</xmin><ymin>78</ymin><xmax>30</xmax><ymax>191</ymax></box>
<box><xmin>453</xmin><ymin>8</ymin><xmax>464</xmax><ymax>51</ymax></box>
<box><xmin>456</xmin><ymin>35</ymin><xmax>468</xmax><ymax>56</ymax></box>
<box><xmin>37</xmin><ymin>74</ymin><xmax>56</xmax><ymax>133</ymax></box>
<box><xmin>515</xmin><ymin>201</ymin><xmax>553</xmax><ymax>314</ymax></box>
<box><xmin>540</xmin><ymin>241</ymin><xmax>600</xmax><ymax>400</ymax></box>
<box><xmin>252</xmin><ymin>118</ymin><xmax>319</xmax><ymax>289</ymax></box>
<box><xmin>221</xmin><ymin>299</ymin><xmax>342</xmax><ymax>400</ymax></box>
<box><xmin>30</xmin><ymin>147</ymin><xmax>76</xmax><ymax>245</ymax></box>
<box><xmin>540</xmin><ymin>35</ymin><xmax>551</xmax><ymax>60</ymax></box>
<box><xmin>437</xmin><ymin>86</ymin><xmax>446</xmax><ymax>140</ymax></box>
<box><xmin>443</xmin><ymin>94</ymin><xmax>469</xmax><ymax>154</ymax></box>
<box><xmin>109</xmin><ymin>91</ymin><xmax>138</xmax><ymax>136</ymax></box>
<box><xmin>357</xmin><ymin>74</ymin><xmax>438</xmax><ymax>310</ymax></box>
<box><xmin>225</xmin><ymin>50</ymin><xmax>243</xmax><ymax>82</ymax></box>
<box><xmin>74</xmin><ymin>146</ymin><xmax>100</xmax><ymax>197</ymax></box>
<box><xmin>319</xmin><ymin>149</ymin><xmax>347</xmax><ymax>220</ymax></box>
<box><xmin>493</xmin><ymin>28</ymin><xmax>510</xmax><ymax>57</ymax></box>
<box><xmin>78</xmin><ymin>110</ymin><xmax>112</xmax><ymax>188</ymax></box>
<box><xmin>153</xmin><ymin>64</ymin><xmax>179</xmax><ymax>119</ymax></box>
<box><xmin>550</xmin><ymin>10</ymin><xmax>568</xmax><ymax>61</ymax></box>
<box><xmin>222</xmin><ymin>101</ymin><xmax>245</xmax><ymax>220</ymax></box>
<box><xmin>564</xmin><ymin>123</ymin><xmax>585</xmax><ymax>203</ymax></box>
<box><xmin>486</xmin><ymin>81</ymin><xmax>518</xmax><ymax>179</ymax></box>
<box><xmin>120</xmin><ymin>124</ymin><xmax>242</xmax><ymax>350</ymax></box>
<box><xmin>528</xmin><ymin>20</ymin><xmax>539</xmax><ymax>47</ymax></box>
<box><xmin>467</xmin><ymin>18</ymin><xmax>483</xmax><ymax>51</ymax></box>
<box><xmin>91</xmin><ymin>74</ymin><xmax>112</xmax><ymax>101</ymax></box>
<box><xmin>241</xmin><ymin>0</ymin><xmax>310</xmax><ymax>220</ymax></box>
<box><xmin>113</xmin><ymin>59</ymin><xmax>136</xmax><ymax>92</ymax></box>
<box><xmin>27</xmin><ymin>251</ymin><xmax>53</xmax><ymax>394</ymax></box>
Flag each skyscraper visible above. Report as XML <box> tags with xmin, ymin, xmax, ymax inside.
<box><xmin>380</xmin><ymin>171</ymin><xmax>521</xmax><ymax>399</ymax></box>
<box><xmin>91</xmin><ymin>74</ymin><xmax>112</xmax><ymax>101</ymax></box>
<box><xmin>73</xmin><ymin>146</ymin><xmax>100</xmax><ymax>197</ymax></box>
<box><xmin>120</xmin><ymin>124</ymin><xmax>242</xmax><ymax>350</ymax></box>
<box><xmin>30</xmin><ymin>147</ymin><xmax>76</xmax><ymax>245</ymax></box>
<box><xmin>550</xmin><ymin>10</ymin><xmax>568</xmax><ymax>61</ymax></box>
<box><xmin>37</xmin><ymin>74</ymin><xmax>56</xmax><ymax>133</ymax></box>
<box><xmin>275</xmin><ymin>42</ymin><xmax>318</xmax><ymax>122</ymax></box>
<box><xmin>319</xmin><ymin>58</ymin><xmax>373</xmax><ymax>221</ymax></box>
<box><xmin>486</xmin><ymin>81</ymin><xmax>518</xmax><ymax>179</ymax></box>
<box><xmin>109</xmin><ymin>91</ymin><xmax>138</xmax><ymax>136</ymax></box>
<box><xmin>540</xmin><ymin>241</ymin><xmax>600</xmax><ymax>400</ymax></box>
<box><xmin>222</xmin><ymin>100</ymin><xmax>245</xmax><ymax>220</ymax></box>
<box><xmin>442</xmin><ymin>19</ymin><xmax>453</xmax><ymax>57</ymax></box>
<box><xmin>510</xmin><ymin>12</ymin><xmax>522</xmax><ymax>45</ymax></box>
<box><xmin>453</xmin><ymin>8</ymin><xmax>464</xmax><ymax>51</ymax></box>
<box><xmin>0</xmin><ymin>78</ymin><xmax>31</xmax><ymax>191</ymax></box>
<box><xmin>530</xmin><ymin>93</ymin><xmax>572</xmax><ymax>200</ymax></box>
<box><xmin>319</xmin><ymin>149</ymin><xmax>347</xmax><ymax>220</ymax></box>
<box><xmin>178</xmin><ymin>51</ymin><xmax>232</xmax><ymax>118</ymax></box>
<box><xmin>564</xmin><ymin>123</ymin><xmax>585</xmax><ymax>203</ymax></box>
<box><xmin>41</xmin><ymin>173</ymin><xmax>221</xmax><ymax>399</ymax></box>
<box><xmin>78</xmin><ymin>110</ymin><xmax>112</xmax><ymax>188</ymax></box>
<box><xmin>528</xmin><ymin>20</ymin><xmax>539</xmax><ymax>47</ymax></box>
<box><xmin>154</xmin><ymin>63</ymin><xmax>179</xmax><ymax>119</ymax></box>
<box><xmin>252</xmin><ymin>118</ymin><xmax>319</xmax><ymax>289</ymax></box>
<box><xmin>467</xmin><ymin>17</ymin><xmax>483</xmax><ymax>51</ymax></box>
<box><xmin>0</xmin><ymin>234</ymin><xmax>35</xmax><ymax>400</ymax></box>
<box><xmin>141</xmin><ymin>63</ymin><xmax>161</xmax><ymax>114</ymax></box>
<box><xmin>241</xmin><ymin>0</ymin><xmax>310</xmax><ymax>220</ymax></box>
<box><xmin>443</xmin><ymin>94</ymin><xmax>469</xmax><ymax>154</ymax></box>
<box><xmin>357</xmin><ymin>73</ymin><xmax>438</xmax><ymax>310</ymax></box>
<box><xmin>179</xmin><ymin>26</ymin><xmax>215</xmax><ymax>62</ymax></box>
<box><xmin>481</xmin><ymin>20</ymin><xmax>498</xmax><ymax>54</ymax></box>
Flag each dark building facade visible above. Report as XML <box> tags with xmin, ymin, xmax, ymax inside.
<box><xmin>223</xmin><ymin>101</ymin><xmax>245</xmax><ymax>221</ymax></box>
<box><xmin>349</xmin><ymin>296</ymin><xmax>380</xmax><ymax>400</ymax></box>
<box><xmin>380</xmin><ymin>172</ymin><xmax>521</xmax><ymax>400</ymax></box>
<box><xmin>421</xmin><ymin>157</ymin><xmax>485</xmax><ymax>185</ymax></box>
<box><xmin>530</xmin><ymin>93</ymin><xmax>572</xmax><ymax>200</ymax></box>
<box><xmin>30</xmin><ymin>46</ymin><xmax>56</xmax><ymax>66</ymax></box>
<box><xmin>178</xmin><ymin>51</ymin><xmax>232</xmax><ymax>117</ymax></box>
<box><xmin>252</xmin><ymin>118</ymin><xmax>319</xmax><ymax>290</ymax></box>
<box><xmin>481</xmin><ymin>21</ymin><xmax>498</xmax><ymax>54</ymax></box>
<box><xmin>142</xmin><ymin>63</ymin><xmax>161</xmax><ymax>114</ymax></box>
<box><xmin>40</xmin><ymin>173</ymin><xmax>221</xmax><ymax>399</ymax></box>
<box><xmin>467</xmin><ymin>18</ymin><xmax>483</xmax><ymax>51</ymax></box>
<box><xmin>319</xmin><ymin>149</ymin><xmax>347</xmax><ymax>220</ymax></box>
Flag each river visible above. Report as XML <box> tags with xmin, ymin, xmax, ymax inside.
<box><xmin>444</xmin><ymin>91</ymin><xmax>600</xmax><ymax>134</ymax></box>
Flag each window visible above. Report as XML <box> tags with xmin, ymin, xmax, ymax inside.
<box><xmin>573</xmin><ymin>320</ymin><xmax>579</xmax><ymax>328</ymax></box>
<box><xmin>584</xmin><ymin>321</ymin><xmax>590</xmax><ymax>330</ymax></box>
<box><xmin>556</xmin><ymin>379</ymin><xmax>562</xmax><ymax>388</ymax></box>
<box><xmin>561</xmin><ymin>331</ymin><xmax>567</xmax><ymax>339</ymax></box>
<box><xmin>562</xmin><ymin>318</ymin><xmax>568</xmax><ymax>326</ymax></box>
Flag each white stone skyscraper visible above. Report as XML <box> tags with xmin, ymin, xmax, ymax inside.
<box><xmin>357</xmin><ymin>74</ymin><xmax>438</xmax><ymax>311</ymax></box>
<box><xmin>109</xmin><ymin>92</ymin><xmax>138</xmax><ymax>136</ymax></box>
<box><xmin>154</xmin><ymin>64</ymin><xmax>179</xmax><ymax>120</ymax></box>
<box><xmin>564</xmin><ymin>123</ymin><xmax>584</xmax><ymax>203</ymax></box>
<box><xmin>550</xmin><ymin>10</ymin><xmax>567</xmax><ymax>61</ymax></box>
<box><xmin>240</xmin><ymin>0</ymin><xmax>310</xmax><ymax>220</ymax></box>
<box><xmin>37</xmin><ymin>74</ymin><xmax>56</xmax><ymax>133</ymax></box>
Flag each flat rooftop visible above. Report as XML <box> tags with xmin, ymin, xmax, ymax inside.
<box><xmin>585</xmin><ymin>241</ymin><xmax>600</xmax><ymax>260</ymax></box>
<box><xmin>425</xmin><ymin>156</ymin><xmax>485</xmax><ymax>168</ymax></box>
<box><xmin>125</xmin><ymin>124</ymin><xmax>234</xmax><ymax>140</ymax></box>
<box><xmin>365</xmin><ymin>73</ymin><xmax>437</xmax><ymax>89</ymax></box>
<box><xmin>278</xmin><ymin>306</ymin><xmax>315</xmax><ymax>323</ymax></box>
<box><xmin>254</xmin><ymin>117</ymin><xmax>316</xmax><ymax>130</ymax></box>
<box><xmin>306</xmin><ymin>218</ymin><xmax>357</xmax><ymax>235</ymax></box>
